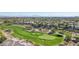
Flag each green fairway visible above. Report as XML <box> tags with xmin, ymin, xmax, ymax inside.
<box><xmin>0</xmin><ymin>25</ymin><xmax>64</xmax><ymax>46</ymax></box>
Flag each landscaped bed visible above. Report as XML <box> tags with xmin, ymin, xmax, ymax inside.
<box><xmin>0</xmin><ymin>25</ymin><xmax>64</xmax><ymax>46</ymax></box>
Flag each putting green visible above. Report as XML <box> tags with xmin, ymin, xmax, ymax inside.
<box><xmin>39</xmin><ymin>34</ymin><xmax>56</xmax><ymax>40</ymax></box>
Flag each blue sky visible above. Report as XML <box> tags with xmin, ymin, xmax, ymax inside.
<box><xmin>0</xmin><ymin>12</ymin><xmax>79</xmax><ymax>17</ymax></box>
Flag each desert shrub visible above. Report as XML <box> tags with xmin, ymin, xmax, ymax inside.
<box><xmin>0</xmin><ymin>36</ymin><xmax>6</xmax><ymax>43</ymax></box>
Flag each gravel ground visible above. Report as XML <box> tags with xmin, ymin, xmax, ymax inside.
<box><xmin>0</xmin><ymin>31</ymin><xmax>33</xmax><ymax>46</ymax></box>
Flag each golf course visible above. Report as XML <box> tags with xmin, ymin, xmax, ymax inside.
<box><xmin>0</xmin><ymin>25</ymin><xmax>64</xmax><ymax>46</ymax></box>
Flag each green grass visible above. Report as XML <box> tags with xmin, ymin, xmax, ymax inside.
<box><xmin>74</xmin><ymin>35</ymin><xmax>79</xmax><ymax>39</ymax></box>
<box><xmin>39</xmin><ymin>34</ymin><xmax>56</xmax><ymax>40</ymax></box>
<box><xmin>0</xmin><ymin>25</ymin><xmax>64</xmax><ymax>46</ymax></box>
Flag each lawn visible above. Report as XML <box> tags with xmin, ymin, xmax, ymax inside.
<box><xmin>0</xmin><ymin>25</ymin><xmax>64</xmax><ymax>46</ymax></box>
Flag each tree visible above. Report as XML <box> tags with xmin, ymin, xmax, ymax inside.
<box><xmin>3</xmin><ymin>20</ymin><xmax>12</xmax><ymax>25</ymax></box>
